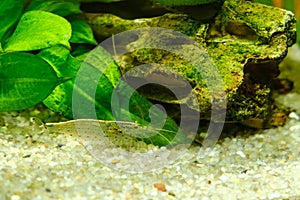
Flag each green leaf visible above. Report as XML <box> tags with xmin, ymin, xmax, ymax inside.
<box><xmin>112</xmin><ymin>83</ymin><xmax>189</xmax><ymax>146</ymax></box>
<box><xmin>4</xmin><ymin>11</ymin><xmax>72</xmax><ymax>52</ymax></box>
<box><xmin>26</xmin><ymin>0</ymin><xmax>81</xmax><ymax>16</ymax></box>
<box><xmin>39</xmin><ymin>46</ymin><xmax>189</xmax><ymax>146</ymax></box>
<box><xmin>38</xmin><ymin>46</ymin><xmax>79</xmax><ymax>118</ymax></box>
<box><xmin>75</xmin><ymin>47</ymin><xmax>190</xmax><ymax>146</ymax></box>
<box><xmin>0</xmin><ymin>52</ymin><xmax>65</xmax><ymax>111</ymax></box>
<box><xmin>0</xmin><ymin>0</ymin><xmax>25</xmax><ymax>43</ymax></box>
<box><xmin>69</xmin><ymin>18</ymin><xmax>98</xmax><ymax>45</ymax></box>
<box><xmin>71</xmin><ymin>45</ymin><xmax>92</xmax><ymax>58</ymax></box>
<box><xmin>39</xmin><ymin>46</ymin><xmax>117</xmax><ymax>119</ymax></box>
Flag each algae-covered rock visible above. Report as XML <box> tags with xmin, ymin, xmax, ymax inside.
<box><xmin>81</xmin><ymin>0</ymin><xmax>296</xmax><ymax>127</ymax></box>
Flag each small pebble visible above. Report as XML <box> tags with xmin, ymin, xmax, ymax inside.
<box><xmin>154</xmin><ymin>183</ymin><xmax>167</xmax><ymax>192</ymax></box>
<box><xmin>236</xmin><ymin>151</ymin><xmax>246</xmax><ymax>158</ymax></box>
<box><xmin>289</xmin><ymin>112</ymin><xmax>300</xmax><ymax>120</ymax></box>
<box><xmin>1</xmin><ymin>99</ymin><xmax>300</xmax><ymax>199</ymax></box>
<box><xmin>11</xmin><ymin>195</ymin><xmax>20</xmax><ymax>200</ymax></box>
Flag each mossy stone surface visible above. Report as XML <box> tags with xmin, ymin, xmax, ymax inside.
<box><xmin>82</xmin><ymin>0</ymin><xmax>296</xmax><ymax>124</ymax></box>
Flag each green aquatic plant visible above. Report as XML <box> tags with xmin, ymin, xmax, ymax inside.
<box><xmin>0</xmin><ymin>0</ymin><xmax>96</xmax><ymax>111</ymax></box>
<box><xmin>0</xmin><ymin>0</ymin><xmax>297</xmax><ymax>146</ymax></box>
<box><xmin>0</xmin><ymin>0</ymin><xmax>188</xmax><ymax>146</ymax></box>
<box><xmin>0</xmin><ymin>52</ymin><xmax>68</xmax><ymax>111</ymax></box>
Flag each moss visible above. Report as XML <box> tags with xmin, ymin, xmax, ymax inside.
<box><xmin>220</xmin><ymin>0</ymin><xmax>296</xmax><ymax>44</ymax></box>
<box><xmin>83</xmin><ymin>0</ymin><xmax>296</xmax><ymax>123</ymax></box>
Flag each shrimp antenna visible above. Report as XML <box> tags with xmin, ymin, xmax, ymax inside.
<box><xmin>112</xmin><ymin>33</ymin><xmax>117</xmax><ymax>57</ymax></box>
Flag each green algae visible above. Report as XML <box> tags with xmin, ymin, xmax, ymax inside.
<box><xmin>81</xmin><ymin>0</ymin><xmax>296</xmax><ymax>123</ymax></box>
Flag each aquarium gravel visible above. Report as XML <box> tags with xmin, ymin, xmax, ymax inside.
<box><xmin>1</xmin><ymin>107</ymin><xmax>300</xmax><ymax>199</ymax></box>
<box><xmin>1</xmin><ymin>44</ymin><xmax>300</xmax><ymax>199</ymax></box>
